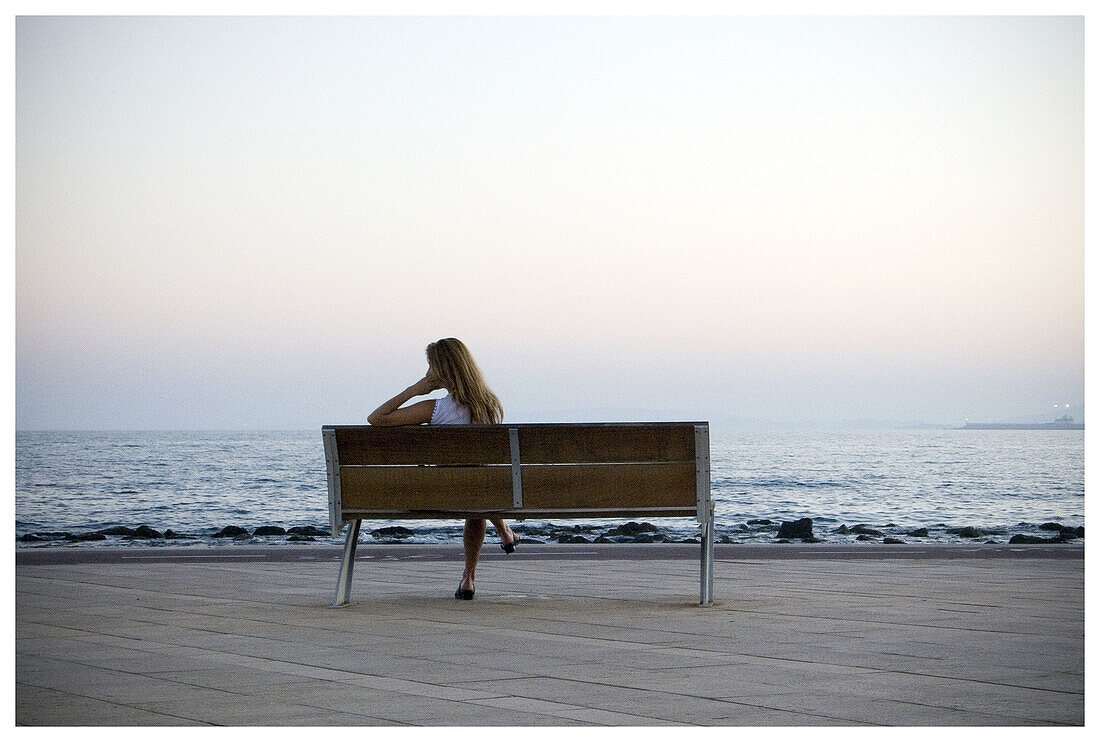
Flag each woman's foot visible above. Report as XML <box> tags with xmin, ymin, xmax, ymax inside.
<box><xmin>455</xmin><ymin>574</ymin><xmax>475</xmax><ymax>600</ymax></box>
<box><xmin>501</xmin><ymin>527</ymin><xmax>520</xmax><ymax>554</ymax></box>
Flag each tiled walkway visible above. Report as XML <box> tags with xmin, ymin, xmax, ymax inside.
<box><xmin>16</xmin><ymin>546</ymin><xmax>1084</xmax><ymax>725</ymax></box>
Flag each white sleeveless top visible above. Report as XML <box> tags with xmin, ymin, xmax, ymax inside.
<box><xmin>430</xmin><ymin>393</ymin><xmax>472</xmax><ymax>425</ymax></box>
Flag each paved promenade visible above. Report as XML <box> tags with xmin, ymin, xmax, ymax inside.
<box><xmin>16</xmin><ymin>544</ymin><xmax>1084</xmax><ymax>726</ymax></box>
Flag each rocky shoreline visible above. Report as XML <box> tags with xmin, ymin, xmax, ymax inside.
<box><xmin>15</xmin><ymin>517</ymin><xmax>1085</xmax><ymax>547</ymax></box>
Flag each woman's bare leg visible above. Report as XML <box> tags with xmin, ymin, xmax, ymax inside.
<box><xmin>490</xmin><ymin>518</ymin><xmax>517</xmax><ymax>546</ymax></box>
<box><xmin>460</xmin><ymin>518</ymin><xmax>487</xmax><ymax>592</ymax></box>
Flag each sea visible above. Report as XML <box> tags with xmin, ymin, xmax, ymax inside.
<box><xmin>14</xmin><ymin>428</ymin><xmax>1085</xmax><ymax>548</ymax></box>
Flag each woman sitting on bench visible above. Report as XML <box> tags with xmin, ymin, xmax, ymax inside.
<box><xmin>368</xmin><ymin>338</ymin><xmax>516</xmax><ymax>600</ymax></box>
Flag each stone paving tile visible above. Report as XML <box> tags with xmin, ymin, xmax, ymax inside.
<box><xmin>128</xmin><ymin>696</ymin><xmax>397</xmax><ymax>726</ymax></box>
<box><xmin>23</xmin><ymin>642</ymin><xmax>230</xmax><ymax>675</ymax></box>
<box><xmin>382</xmin><ymin>659</ymin><xmax>535</xmax><ymax>685</ymax></box>
<box><xmin>403</xmin><ymin>707</ymin><xmax>592</xmax><ymax>726</ymax></box>
<box><xmin>17</xmin><ymin>654</ymin><xmax>159</xmax><ymax>696</ymax></box>
<box><xmin>710</xmin><ymin>704</ymin><xmax>855</xmax><ymax>726</ymax></box>
<box><xmin>421</xmin><ymin>648</ymin><xmax>588</xmax><ymax>672</ymax></box>
<box><xmin>451</xmin><ymin>675</ymin><xmax>793</xmax><ymax>725</ymax></box>
<box><xmin>79</xmin><ymin>676</ymin><xmax>251</xmax><ymax>707</ymax></box>
<box><xmin>714</xmin><ymin>690</ymin><xmax>1073</xmax><ymax>726</ymax></box>
<box><xmin>17</xmin><ymin>683</ymin><xmax>210</xmax><ymax>726</ymax></box>
<box><xmin>547</xmin><ymin>660</ymin><xmax>885</xmax><ymax>698</ymax></box>
<box><xmin>264</xmin><ymin>688</ymin><xmax>516</xmax><ymax>725</ymax></box>
<box><xmin>249</xmin><ymin>712</ymin><xmax>407</xmax><ymax>726</ymax></box>
<box><xmin>211</xmin><ymin>653</ymin><xmax>505</xmax><ymax>703</ymax></box>
<box><xmin>819</xmin><ymin>673</ymin><xmax>1086</xmax><ymax>725</ymax></box>
<box><xmin>468</xmin><ymin>695</ymin><xmax>679</xmax><ymax>725</ymax></box>
<box><xmin>147</xmin><ymin>667</ymin><xmax>335</xmax><ymax>692</ymax></box>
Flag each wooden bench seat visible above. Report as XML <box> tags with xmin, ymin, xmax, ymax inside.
<box><xmin>322</xmin><ymin>422</ymin><xmax>714</xmax><ymax>605</ymax></box>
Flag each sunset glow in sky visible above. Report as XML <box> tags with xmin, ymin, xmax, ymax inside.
<box><xmin>16</xmin><ymin>15</ymin><xmax>1084</xmax><ymax>429</ymax></box>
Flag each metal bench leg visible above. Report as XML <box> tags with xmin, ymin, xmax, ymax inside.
<box><xmin>330</xmin><ymin>519</ymin><xmax>361</xmax><ymax>608</ymax></box>
<box><xmin>700</xmin><ymin>502</ymin><xmax>715</xmax><ymax>606</ymax></box>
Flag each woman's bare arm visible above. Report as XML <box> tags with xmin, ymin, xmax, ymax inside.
<box><xmin>367</xmin><ymin>376</ymin><xmax>440</xmax><ymax>426</ymax></box>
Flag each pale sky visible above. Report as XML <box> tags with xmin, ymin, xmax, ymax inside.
<box><xmin>15</xmin><ymin>15</ymin><xmax>1084</xmax><ymax>429</ymax></box>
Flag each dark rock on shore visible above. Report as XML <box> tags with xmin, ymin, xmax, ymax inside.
<box><xmin>288</xmin><ymin>526</ymin><xmax>327</xmax><ymax>536</ymax></box>
<box><xmin>1059</xmin><ymin>526</ymin><xmax>1084</xmax><ymax>539</ymax></box>
<box><xmin>517</xmin><ymin>523</ymin><xmax>603</xmax><ymax>541</ymax></box>
<box><xmin>907</xmin><ymin>528</ymin><xmax>930</xmax><ymax>538</ymax></box>
<box><xmin>253</xmin><ymin>526</ymin><xmax>287</xmax><ymax>536</ymax></box>
<box><xmin>132</xmin><ymin>525</ymin><xmax>162</xmax><ymax>539</ymax></box>
<box><xmin>371</xmin><ymin>526</ymin><xmax>414</xmax><ymax>539</ymax></box>
<box><xmin>850</xmin><ymin>525</ymin><xmax>883</xmax><ymax>536</ymax></box>
<box><xmin>1039</xmin><ymin>522</ymin><xmax>1064</xmax><ymax>531</ymax></box>
<box><xmin>288</xmin><ymin>535</ymin><xmax>315</xmax><ymax>542</ymax></box>
<box><xmin>747</xmin><ymin>519</ymin><xmax>773</xmax><ymax>526</ymax></box>
<box><xmin>632</xmin><ymin>533</ymin><xmax>672</xmax><ymax>543</ymax></box>
<box><xmin>801</xmin><ymin>537</ymin><xmax>823</xmax><ymax>543</ymax></box>
<box><xmin>96</xmin><ymin>526</ymin><xmax>137</xmax><ymax>537</ymax></box>
<box><xmin>1009</xmin><ymin>534</ymin><xmax>1062</xmax><ymax>544</ymax></box>
<box><xmin>949</xmin><ymin>526</ymin><xmax>987</xmax><ymax>538</ymax></box>
<box><xmin>777</xmin><ymin>518</ymin><xmax>813</xmax><ymax>539</ymax></box>
<box><xmin>214</xmin><ymin>526</ymin><xmax>250</xmax><ymax>538</ymax></box>
<box><xmin>883</xmin><ymin>538</ymin><xmax>905</xmax><ymax>545</ymax></box>
<box><xmin>19</xmin><ymin>534</ymin><xmax>46</xmax><ymax>542</ymax></box>
<box><xmin>559</xmin><ymin>535</ymin><xmax>590</xmax><ymax>544</ymax></box>
<box><xmin>833</xmin><ymin>525</ymin><xmax>851</xmax><ymax>535</ymax></box>
<box><xmin>67</xmin><ymin>532</ymin><xmax>107</xmax><ymax>541</ymax></box>
<box><xmin>856</xmin><ymin>534</ymin><xmax>876</xmax><ymax>541</ymax></box>
<box><xmin>594</xmin><ymin>536</ymin><xmax>613</xmax><ymax>543</ymax></box>
<box><xmin>164</xmin><ymin>530</ymin><xmax>191</xmax><ymax>539</ymax></box>
<box><xmin>606</xmin><ymin>522</ymin><xmax>657</xmax><ymax>537</ymax></box>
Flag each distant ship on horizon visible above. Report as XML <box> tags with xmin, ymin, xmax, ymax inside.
<box><xmin>959</xmin><ymin>414</ymin><xmax>1084</xmax><ymax>431</ymax></box>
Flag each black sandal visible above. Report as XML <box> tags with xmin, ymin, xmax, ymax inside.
<box><xmin>501</xmin><ymin>535</ymin><xmax>520</xmax><ymax>554</ymax></box>
<box><xmin>454</xmin><ymin>587</ymin><xmax>475</xmax><ymax>600</ymax></box>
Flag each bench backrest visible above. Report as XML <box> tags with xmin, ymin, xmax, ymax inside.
<box><xmin>322</xmin><ymin>422</ymin><xmax>711</xmax><ymax>535</ymax></box>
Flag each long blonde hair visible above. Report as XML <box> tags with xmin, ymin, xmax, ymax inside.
<box><xmin>426</xmin><ymin>338</ymin><xmax>503</xmax><ymax>424</ymax></box>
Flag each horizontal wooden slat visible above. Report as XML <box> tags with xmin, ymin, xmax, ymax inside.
<box><xmin>339</xmin><ymin>465</ymin><xmax>512</xmax><ymax>511</ymax></box>
<box><xmin>520</xmin><ymin>462</ymin><xmax>697</xmax><ymax>509</ymax></box>
<box><xmin>334</xmin><ymin>426</ymin><xmax>511</xmax><ymax>465</ymax></box>
<box><xmin>340</xmin><ymin>507</ymin><xmax>698</xmax><ymax>519</ymax></box>
<box><xmin>517</xmin><ymin>424</ymin><xmax>696</xmax><ymax>464</ymax></box>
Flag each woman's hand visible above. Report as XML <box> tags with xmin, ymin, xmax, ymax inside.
<box><xmin>408</xmin><ymin>374</ymin><xmax>441</xmax><ymax>397</ymax></box>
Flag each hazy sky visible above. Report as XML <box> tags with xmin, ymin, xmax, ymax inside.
<box><xmin>15</xmin><ymin>15</ymin><xmax>1084</xmax><ymax>429</ymax></box>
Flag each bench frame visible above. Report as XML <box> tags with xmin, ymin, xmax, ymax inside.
<box><xmin>322</xmin><ymin>422</ymin><xmax>714</xmax><ymax>606</ymax></box>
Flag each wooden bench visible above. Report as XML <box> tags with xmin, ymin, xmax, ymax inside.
<box><xmin>321</xmin><ymin>422</ymin><xmax>714</xmax><ymax>606</ymax></box>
